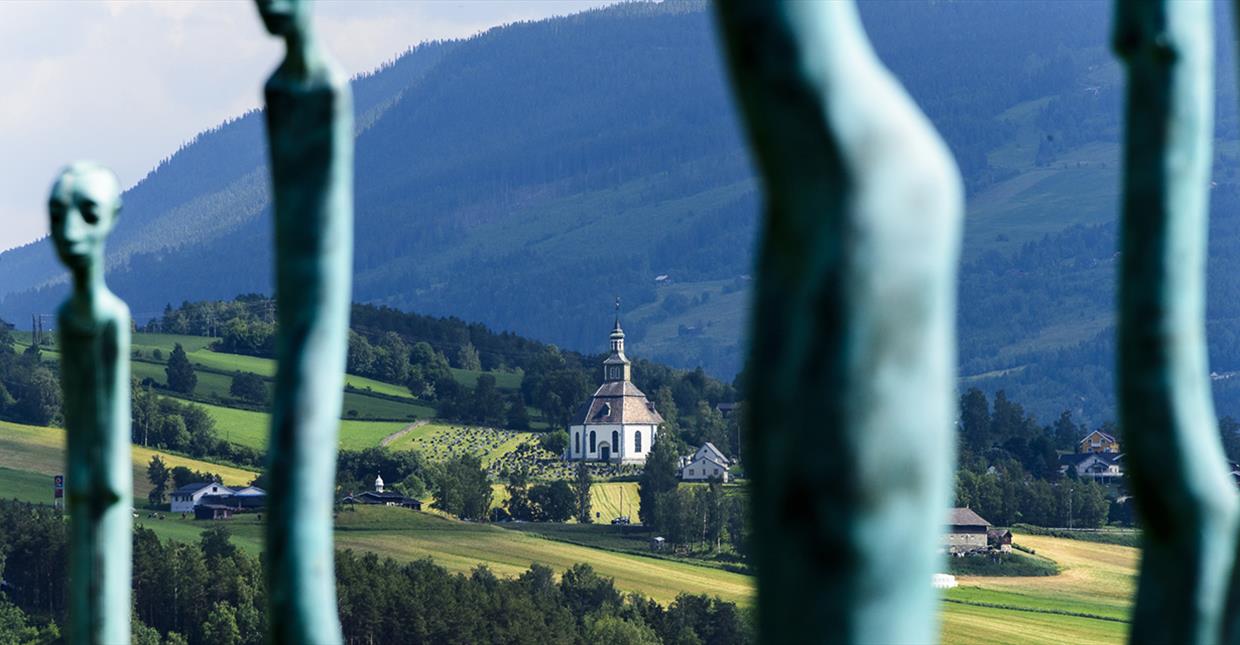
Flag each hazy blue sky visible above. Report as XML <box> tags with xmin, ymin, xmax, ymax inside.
<box><xmin>0</xmin><ymin>0</ymin><xmax>617</xmax><ymax>252</ymax></box>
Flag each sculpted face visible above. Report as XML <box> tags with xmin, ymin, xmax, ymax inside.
<box><xmin>255</xmin><ymin>0</ymin><xmax>309</xmax><ymax>37</ymax></box>
<box><xmin>49</xmin><ymin>163</ymin><xmax>121</xmax><ymax>271</ymax></box>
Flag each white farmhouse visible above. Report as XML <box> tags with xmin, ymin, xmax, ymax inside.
<box><xmin>567</xmin><ymin>319</ymin><xmax>662</xmax><ymax>464</ymax></box>
<box><xmin>171</xmin><ymin>482</ymin><xmax>234</xmax><ymax>513</ymax></box>
<box><xmin>680</xmin><ymin>442</ymin><xmax>731</xmax><ymax>482</ymax></box>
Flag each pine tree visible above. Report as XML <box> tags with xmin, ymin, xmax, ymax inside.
<box><xmin>165</xmin><ymin>343</ymin><xmax>197</xmax><ymax>394</ymax></box>
<box><xmin>638</xmin><ymin>435</ymin><xmax>680</xmax><ymax>528</ymax></box>
<box><xmin>147</xmin><ymin>455</ymin><xmax>169</xmax><ymax>507</ymax></box>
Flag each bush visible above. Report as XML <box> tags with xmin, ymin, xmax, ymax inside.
<box><xmin>946</xmin><ymin>551</ymin><xmax>1059</xmax><ymax>577</ymax></box>
<box><xmin>228</xmin><ymin>372</ymin><xmax>268</xmax><ymax>405</ymax></box>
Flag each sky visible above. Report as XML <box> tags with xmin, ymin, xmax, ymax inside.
<box><xmin>0</xmin><ymin>0</ymin><xmax>618</xmax><ymax>253</ymax></box>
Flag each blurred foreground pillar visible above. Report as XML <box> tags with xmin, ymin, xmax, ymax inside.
<box><xmin>256</xmin><ymin>0</ymin><xmax>353</xmax><ymax>642</ymax></box>
<box><xmin>715</xmin><ymin>2</ymin><xmax>963</xmax><ymax>641</ymax></box>
<box><xmin>1114</xmin><ymin>3</ymin><xmax>1239</xmax><ymax>644</ymax></box>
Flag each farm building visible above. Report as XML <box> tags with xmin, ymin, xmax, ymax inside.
<box><xmin>988</xmin><ymin>529</ymin><xmax>1013</xmax><ymax>553</ymax></box>
<box><xmin>199</xmin><ymin>488</ymin><xmax>268</xmax><ymax>513</ymax></box>
<box><xmin>567</xmin><ymin>319</ymin><xmax>662</xmax><ymax>464</ymax></box>
<box><xmin>341</xmin><ymin>475</ymin><xmax>422</xmax><ymax>509</ymax></box>
<box><xmin>680</xmin><ymin>443</ymin><xmax>732</xmax><ymax>482</ymax></box>
<box><xmin>945</xmin><ymin>507</ymin><xmax>992</xmax><ymax>554</ymax></box>
<box><xmin>194</xmin><ymin>505</ymin><xmax>233</xmax><ymax>521</ymax></box>
<box><xmin>171</xmin><ymin>482</ymin><xmax>234</xmax><ymax>513</ymax></box>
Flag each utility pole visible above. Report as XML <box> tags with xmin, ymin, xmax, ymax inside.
<box><xmin>1068</xmin><ymin>486</ymin><xmax>1074</xmax><ymax>530</ymax></box>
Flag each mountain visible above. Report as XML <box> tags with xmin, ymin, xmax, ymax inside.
<box><xmin>7</xmin><ymin>1</ymin><xmax>1240</xmax><ymax>423</ymax></box>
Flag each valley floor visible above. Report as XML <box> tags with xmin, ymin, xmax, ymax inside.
<box><xmin>0</xmin><ymin>417</ymin><xmax>1137</xmax><ymax>637</ymax></box>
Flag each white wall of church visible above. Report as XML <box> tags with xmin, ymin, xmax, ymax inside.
<box><xmin>568</xmin><ymin>423</ymin><xmax>657</xmax><ymax>463</ymax></box>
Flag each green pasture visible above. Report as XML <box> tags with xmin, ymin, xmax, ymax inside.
<box><xmin>0</xmin><ymin>419</ymin><xmax>257</xmax><ymax>503</ymax></box>
<box><xmin>134</xmin><ymin>505</ymin><xmax>752</xmax><ymax>606</ymax></box>
<box><xmin>198</xmin><ymin>401</ymin><xmax>409</xmax><ymax>451</ymax></box>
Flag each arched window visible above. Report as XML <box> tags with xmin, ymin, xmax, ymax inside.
<box><xmin>635</xmin><ymin>431</ymin><xmax>643</xmax><ymax>452</ymax></box>
<box><xmin>612</xmin><ymin>430</ymin><xmax>619</xmax><ymax>450</ymax></box>
<box><xmin>589</xmin><ymin>431</ymin><xmax>596</xmax><ymax>453</ymax></box>
<box><xmin>575</xmin><ymin>432</ymin><xmax>580</xmax><ymax>455</ymax></box>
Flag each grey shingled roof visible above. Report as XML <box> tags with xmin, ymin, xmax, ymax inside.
<box><xmin>947</xmin><ymin>507</ymin><xmax>992</xmax><ymax>528</ymax></box>
<box><xmin>573</xmin><ymin>380</ymin><xmax>664</xmax><ymax>425</ymax></box>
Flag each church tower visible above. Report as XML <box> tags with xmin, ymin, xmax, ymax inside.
<box><xmin>603</xmin><ymin>318</ymin><xmax>632</xmax><ymax>382</ymax></box>
<box><xmin>566</xmin><ymin>304</ymin><xmax>663</xmax><ymax>464</ymax></box>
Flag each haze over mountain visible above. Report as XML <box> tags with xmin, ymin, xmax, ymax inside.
<box><xmin>8</xmin><ymin>0</ymin><xmax>1240</xmax><ymax>423</ymax></box>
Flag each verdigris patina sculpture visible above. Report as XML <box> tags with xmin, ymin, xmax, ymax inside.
<box><xmin>256</xmin><ymin>0</ymin><xmax>353</xmax><ymax>642</ymax></box>
<box><xmin>1114</xmin><ymin>3</ymin><xmax>1240</xmax><ymax>644</ymax></box>
<box><xmin>49</xmin><ymin>162</ymin><xmax>132</xmax><ymax>645</ymax></box>
<box><xmin>714</xmin><ymin>1</ymin><xmax>962</xmax><ymax>641</ymax></box>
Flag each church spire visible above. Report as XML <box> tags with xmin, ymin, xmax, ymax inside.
<box><xmin>604</xmin><ymin>297</ymin><xmax>631</xmax><ymax>382</ymax></box>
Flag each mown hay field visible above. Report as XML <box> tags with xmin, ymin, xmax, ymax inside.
<box><xmin>939</xmin><ymin>533</ymin><xmax>1137</xmax><ymax>644</ymax></box>
<box><xmin>0</xmin><ymin>420</ymin><xmax>257</xmax><ymax>501</ymax></box>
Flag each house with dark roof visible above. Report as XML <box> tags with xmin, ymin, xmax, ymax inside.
<box><xmin>945</xmin><ymin>508</ymin><xmax>992</xmax><ymax>554</ymax></box>
<box><xmin>567</xmin><ymin>319</ymin><xmax>663</xmax><ymax>464</ymax></box>
<box><xmin>199</xmin><ymin>487</ymin><xmax>268</xmax><ymax>513</ymax></box>
<box><xmin>1059</xmin><ymin>452</ymin><xmax>1123</xmax><ymax>482</ymax></box>
<box><xmin>341</xmin><ymin>475</ymin><xmax>422</xmax><ymax>510</ymax></box>
<box><xmin>680</xmin><ymin>442</ymin><xmax>732</xmax><ymax>482</ymax></box>
<box><xmin>171</xmin><ymin>482</ymin><xmax>234</xmax><ymax>513</ymax></box>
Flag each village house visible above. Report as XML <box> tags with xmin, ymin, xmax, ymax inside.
<box><xmin>341</xmin><ymin>475</ymin><xmax>422</xmax><ymax>510</ymax></box>
<box><xmin>1060</xmin><ymin>430</ymin><xmax>1124</xmax><ymax>482</ymax></box>
<box><xmin>945</xmin><ymin>507</ymin><xmax>992</xmax><ymax>554</ymax></box>
<box><xmin>171</xmin><ymin>482</ymin><xmax>234</xmax><ymax>513</ymax></box>
<box><xmin>1078</xmin><ymin>429</ymin><xmax>1120</xmax><ymax>454</ymax></box>
<box><xmin>679</xmin><ymin>442</ymin><xmax>732</xmax><ymax>482</ymax></box>
<box><xmin>566</xmin><ymin>319</ymin><xmax>662</xmax><ymax>464</ymax></box>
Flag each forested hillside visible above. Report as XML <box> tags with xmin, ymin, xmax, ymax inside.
<box><xmin>8</xmin><ymin>1</ymin><xmax>1240</xmax><ymax>422</ymax></box>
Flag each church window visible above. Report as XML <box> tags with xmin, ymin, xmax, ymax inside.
<box><xmin>612</xmin><ymin>430</ymin><xmax>619</xmax><ymax>449</ymax></box>
<box><xmin>635</xmin><ymin>431</ymin><xmax>642</xmax><ymax>452</ymax></box>
<box><xmin>589</xmin><ymin>431</ymin><xmax>596</xmax><ymax>453</ymax></box>
<box><xmin>575</xmin><ymin>432</ymin><xmax>580</xmax><ymax>454</ymax></box>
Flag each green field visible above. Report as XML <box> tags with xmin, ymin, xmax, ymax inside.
<box><xmin>134</xmin><ymin>505</ymin><xmax>752</xmax><ymax>606</ymax></box>
<box><xmin>0</xmin><ymin>413</ymin><xmax>1139</xmax><ymax>631</ymax></box>
<box><xmin>197</xmin><ymin>401</ymin><xmax>410</xmax><ymax>451</ymax></box>
<box><xmin>0</xmin><ymin>419</ymin><xmax>257</xmax><ymax>502</ymax></box>
<box><xmin>939</xmin><ymin>533</ymin><xmax>1136</xmax><ymax>644</ymax></box>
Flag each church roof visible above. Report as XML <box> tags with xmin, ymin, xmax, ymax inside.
<box><xmin>574</xmin><ymin>380</ymin><xmax>664</xmax><ymax>425</ymax></box>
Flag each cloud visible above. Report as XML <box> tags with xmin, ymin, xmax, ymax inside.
<box><xmin>0</xmin><ymin>0</ymin><xmax>618</xmax><ymax>252</ymax></box>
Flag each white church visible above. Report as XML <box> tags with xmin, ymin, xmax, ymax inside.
<box><xmin>567</xmin><ymin>318</ymin><xmax>663</xmax><ymax>464</ymax></box>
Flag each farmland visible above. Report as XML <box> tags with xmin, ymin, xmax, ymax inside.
<box><xmin>0</xmin><ymin>419</ymin><xmax>257</xmax><ymax>501</ymax></box>
<box><xmin>0</xmin><ymin>414</ymin><xmax>1139</xmax><ymax>634</ymax></box>
<box><xmin>939</xmin><ymin>534</ymin><xmax>1136</xmax><ymax>644</ymax></box>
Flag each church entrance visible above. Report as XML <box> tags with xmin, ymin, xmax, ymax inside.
<box><xmin>600</xmin><ymin>444</ymin><xmax>611</xmax><ymax>462</ymax></box>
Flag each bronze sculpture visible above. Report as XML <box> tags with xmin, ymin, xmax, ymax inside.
<box><xmin>50</xmin><ymin>162</ymin><xmax>132</xmax><ymax>645</ymax></box>
<box><xmin>256</xmin><ymin>0</ymin><xmax>353</xmax><ymax>642</ymax></box>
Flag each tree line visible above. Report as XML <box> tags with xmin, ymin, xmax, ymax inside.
<box><xmin>153</xmin><ymin>297</ymin><xmax>743</xmax><ymax>455</ymax></box>
<box><xmin>0</xmin><ymin>499</ymin><xmax>751</xmax><ymax>644</ymax></box>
